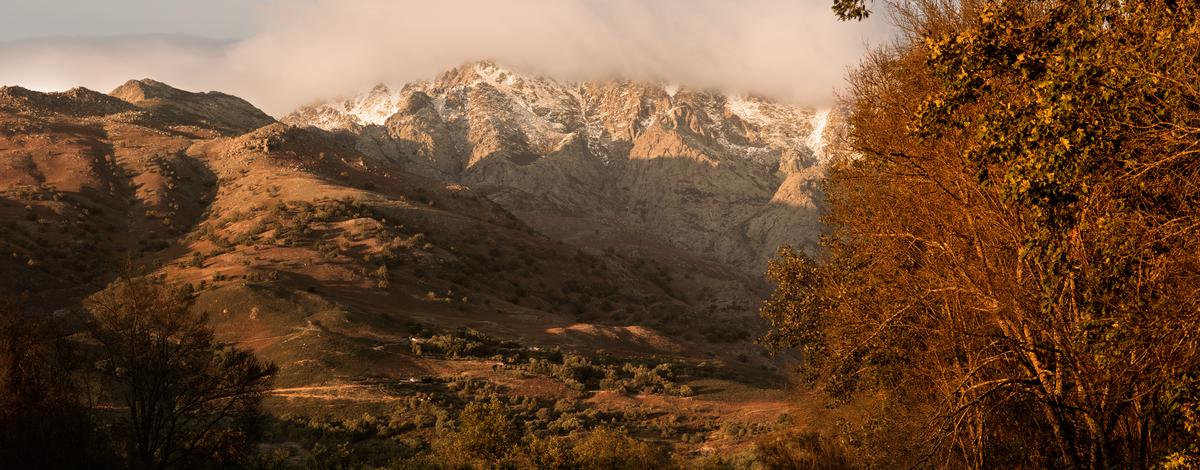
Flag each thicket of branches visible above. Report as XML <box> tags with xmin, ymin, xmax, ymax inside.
<box><xmin>763</xmin><ymin>0</ymin><xmax>1200</xmax><ymax>468</ymax></box>
<box><xmin>86</xmin><ymin>276</ymin><xmax>278</xmax><ymax>469</ymax></box>
<box><xmin>0</xmin><ymin>275</ymin><xmax>277</xmax><ymax>470</ymax></box>
<box><xmin>0</xmin><ymin>298</ymin><xmax>105</xmax><ymax>468</ymax></box>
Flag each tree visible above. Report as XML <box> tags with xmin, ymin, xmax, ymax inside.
<box><xmin>433</xmin><ymin>397</ymin><xmax>521</xmax><ymax>466</ymax></box>
<box><xmin>831</xmin><ymin>0</ymin><xmax>873</xmax><ymax>21</ymax></box>
<box><xmin>763</xmin><ymin>0</ymin><xmax>1200</xmax><ymax>468</ymax></box>
<box><xmin>571</xmin><ymin>427</ymin><xmax>667</xmax><ymax>470</ymax></box>
<box><xmin>85</xmin><ymin>275</ymin><xmax>277</xmax><ymax>469</ymax></box>
<box><xmin>0</xmin><ymin>299</ymin><xmax>105</xmax><ymax>468</ymax></box>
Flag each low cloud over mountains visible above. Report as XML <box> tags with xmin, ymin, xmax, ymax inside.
<box><xmin>0</xmin><ymin>0</ymin><xmax>892</xmax><ymax>115</ymax></box>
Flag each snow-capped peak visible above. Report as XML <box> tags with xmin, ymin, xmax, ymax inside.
<box><xmin>340</xmin><ymin>84</ymin><xmax>404</xmax><ymax>126</ymax></box>
<box><xmin>284</xmin><ymin>61</ymin><xmax>834</xmax><ymax>172</ymax></box>
<box><xmin>473</xmin><ymin>61</ymin><xmax>518</xmax><ymax>86</ymax></box>
<box><xmin>285</xmin><ymin>83</ymin><xmax>406</xmax><ymax>130</ymax></box>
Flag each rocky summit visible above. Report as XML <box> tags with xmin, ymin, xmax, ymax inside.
<box><xmin>285</xmin><ymin>61</ymin><xmax>836</xmax><ymax>272</ymax></box>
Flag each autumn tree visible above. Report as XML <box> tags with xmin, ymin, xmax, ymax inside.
<box><xmin>85</xmin><ymin>275</ymin><xmax>277</xmax><ymax>469</ymax></box>
<box><xmin>764</xmin><ymin>0</ymin><xmax>1200</xmax><ymax>468</ymax></box>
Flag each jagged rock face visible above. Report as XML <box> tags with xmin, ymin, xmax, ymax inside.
<box><xmin>284</xmin><ymin>61</ymin><xmax>835</xmax><ymax>272</ymax></box>
<box><xmin>110</xmin><ymin>79</ymin><xmax>275</xmax><ymax>135</ymax></box>
<box><xmin>1</xmin><ymin>85</ymin><xmax>136</xmax><ymax>117</ymax></box>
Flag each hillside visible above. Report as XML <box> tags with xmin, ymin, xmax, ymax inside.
<box><xmin>0</xmin><ymin>67</ymin><xmax>830</xmax><ymax>462</ymax></box>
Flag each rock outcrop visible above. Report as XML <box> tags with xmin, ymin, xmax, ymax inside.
<box><xmin>111</xmin><ymin>79</ymin><xmax>275</xmax><ymax>134</ymax></box>
<box><xmin>285</xmin><ymin>61</ymin><xmax>838</xmax><ymax>271</ymax></box>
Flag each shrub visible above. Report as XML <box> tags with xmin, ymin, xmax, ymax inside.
<box><xmin>432</xmin><ymin>398</ymin><xmax>520</xmax><ymax>467</ymax></box>
<box><xmin>572</xmin><ymin>427</ymin><xmax>667</xmax><ymax>470</ymax></box>
<box><xmin>755</xmin><ymin>431</ymin><xmax>852</xmax><ymax>470</ymax></box>
<box><xmin>524</xmin><ymin>435</ymin><xmax>575</xmax><ymax>470</ymax></box>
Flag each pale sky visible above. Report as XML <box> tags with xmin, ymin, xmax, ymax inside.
<box><xmin>0</xmin><ymin>0</ymin><xmax>270</xmax><ymax>40</ymax></box>
<box><xmin>0</xmin><ymin>0</ymin><xmax>895</xmax><ymax>115</ymax></box>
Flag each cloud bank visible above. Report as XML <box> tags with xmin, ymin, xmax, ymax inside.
<box><xmin>0</xmin><ymin>0</ymin><xmax>893</xmax><ymax>116</ymax></box>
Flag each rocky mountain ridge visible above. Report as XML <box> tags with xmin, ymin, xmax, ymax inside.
<box><xmin>285</xmin><ymin>61</ymin><xmax>833</xmax><ymax>271</ymax></box>
<box><xmin>110</xmin><ymin>78</ymin><xmax>275</xmax><ymax>135</ymax></box>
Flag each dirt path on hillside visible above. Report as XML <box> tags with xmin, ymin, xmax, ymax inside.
<box><xmin>270</xmin><ymin>384</ymin><xmax>403</xmax><ymax>402</ymax></box>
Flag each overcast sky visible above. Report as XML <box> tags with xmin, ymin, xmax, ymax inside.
<box><xmin>0</xmin><ymin>0</ymin><xmax>270</xmax><ymax>40</ymax></box>
<box><xmin>0</xmin><ymin>0</ymin><xmax>894</xmax><ymax>115</ymax></box>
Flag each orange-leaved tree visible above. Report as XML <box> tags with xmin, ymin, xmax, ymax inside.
<box><xmin>765</xmin><ymin>0</ymin><xmax>1200</xmax><ymax>468</ymax></box>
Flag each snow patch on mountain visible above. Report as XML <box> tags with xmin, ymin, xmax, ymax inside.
<box><xmin>288</xmin><ymin>84</ymin><xmax>405</xmax><ymax>130</ymax></box>
<box><xmin>806</xmin><ymin>108</ymin><xmax>831</xmax><ymax>162</ymax></box>
<box><xmin>345</xmin><ymin>85</ymin><xmax>404</xmax><ymax>126</ymax></box>
<box><xmin>664</xmin><ymin>83</ymin><xmax>680</xmax><ymax>98</ymax></box>
<box><xmin>725</xmin><ymin>95</ymin><xmax>762</xmax><ymax>122</ymax></box>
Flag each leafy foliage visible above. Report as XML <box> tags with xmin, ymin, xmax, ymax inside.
<box><xmin>434</xmin><ymin>398</ymin><xmax>521</xmax><ymax>466</ymax></box>
<box><xmin>764</xmin><ymin>0</ymin><xmax>1200</xmax><ymax>467</ymax></box>
<box><xmin>86</xmin><ymin>275</ymin><xmax>278</xmax><ymax>469</ymax></box>
<box><xmin>570</xmin><ymin>427</ymin><xmax>668</xmax><ymax>470</ymax></box>
<box><xmin>831</xmin><ymin>0</ymin><xmax>873</xmax><ymax>21</ymax></box>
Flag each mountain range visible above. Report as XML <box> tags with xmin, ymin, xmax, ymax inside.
<box><xmin>284</xmin><ymin>61</ymin><xmax>832</xmax><ymax>272</ymax></box>
<box><xmin>0</xmin><ymin>61</ymin><xmax>838</xmax><ymax>454</ymax></box>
